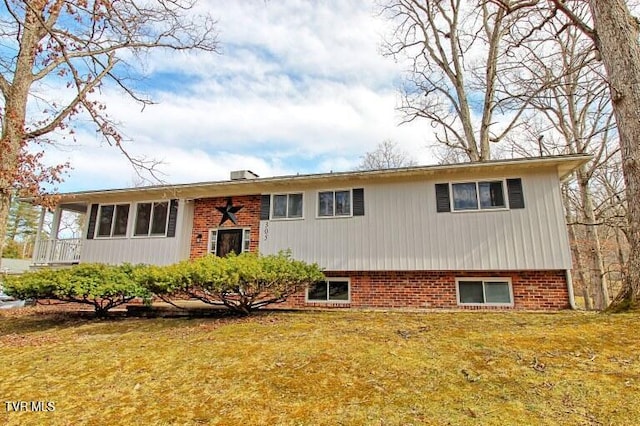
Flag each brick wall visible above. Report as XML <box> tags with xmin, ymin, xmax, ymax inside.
<box><xmin>282</xmin><ymin>270</ymin><xmax>569</xmax><ymax>310</ymax></box>
<box><xmin>190</xmin><ymin>195</ymin><xmax>261</xmax><ymax>259</ymax></box>
<box><xmin>188</xmin><ymin>197</ymin><xmax>569</xmax><ymax>310</ymax></box>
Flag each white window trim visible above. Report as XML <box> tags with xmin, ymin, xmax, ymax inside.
<box><xmin>455</xmin><ymin>277</ymin><xmax>514</xmax><ymax>307</ymax></box>
<box><xmin>95</xmin><ymin>203</ymin><xmax>130</xmax><ymax>239</ymax></box>
<box><xmin>306</xmin><ymin>278</ymin><xmax>351</xmax><ymax>303</ymax></box>
<box><xmin>449</xmin><ymin>179</ymin><xmax>509</xmax><ymax>213</ymax></box>
<box><xmin>208</xmin><ymin>227</ymin><xmax>252</xmax><ymax>256</ymax></box>
<box><xmin>270</xmin><ymin>193</ymin><xmax>304</xmax><ymax>221</ymax></box>
<box><xmin>316</xmin><ymin>189</ymin><xmax>353</xmax><ymax>219</ymax></box>
<box><xmin>132</xmin><ymin>201</ymin><xmax>171</xmax><ymax>238</ymax></box>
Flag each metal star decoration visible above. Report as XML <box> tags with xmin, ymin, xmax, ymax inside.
<box><xmin>216</xmin><ymin>197</ymin><xmax>244</xmax><ymax>226</ymax></box>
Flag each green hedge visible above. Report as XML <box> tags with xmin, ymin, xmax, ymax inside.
<box><xmin>134</xmin><ymin>251</ymin><xmax>325</xmax><ymax>314</ymax></box>
<box><xmin>4</xmin><ymin>252</ymin><xmax>324</xmax><ymax>316</ymax></box>
<box><xmin>3</xmin><ymin>264</ymin><xmax>150</xmax><ymax>316</ymax></box>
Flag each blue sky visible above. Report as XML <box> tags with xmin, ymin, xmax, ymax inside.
<box><xmin>42</xmin><ymin>0</ymin><xmax>437</xmax><ymax>192</ymax></box>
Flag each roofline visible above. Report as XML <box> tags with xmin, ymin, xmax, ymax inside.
<box><xmin>46</xmin><ymin>154</ymin><xmax>591</xmax><ymax>205</ymax></box>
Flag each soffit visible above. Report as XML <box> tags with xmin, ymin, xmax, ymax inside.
<box><xmin>49</xmin><ymin>154</ymin><xmax>591</xmax><ymax>205</ymax></box>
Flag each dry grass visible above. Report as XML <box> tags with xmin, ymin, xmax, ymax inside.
<box><xmin>0</xmin><ymin>307</ymin><xmax>639</xmax><ymax>425</ymax></box>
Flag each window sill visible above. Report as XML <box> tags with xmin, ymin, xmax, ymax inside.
<box><xmin>457</xmin><ymin>303</ymin><xmax>514</xmax><ymax>308</ymax></box>
<box><xmin>94</xmin><ymin>236</ymin><xmax>128</xmax><ymax>240</ymax></box>
<box><xmin>451</xmin><ymin>207</ymin><xmax>510</xmax><ymax>213</ymax></box>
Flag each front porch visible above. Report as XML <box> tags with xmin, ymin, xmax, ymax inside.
<box><xmin>32</xmin><ymin>203</ymin><xmax>87</xmax><ymax>266</ymax></box>
<box><xmin>33</xmin><ymin>238</ymin><xmax>83</xmax><ymax>265</ymax></box>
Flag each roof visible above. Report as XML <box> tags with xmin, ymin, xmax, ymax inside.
<box><xmin>50</xmin><ymin>154</ymin><xmax>591</xmax><ymax>206</ymax></box>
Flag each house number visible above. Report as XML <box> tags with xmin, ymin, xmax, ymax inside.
<box><xmin>263</xmin><ymin>222</ymin><xmax>269</xmax><ymax>241</ymax></box>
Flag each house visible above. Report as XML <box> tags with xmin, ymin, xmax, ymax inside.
<box><xmin>30</xmin><ymin>154</ymin><xmax>590</xmax><ymax>310</ymax></box>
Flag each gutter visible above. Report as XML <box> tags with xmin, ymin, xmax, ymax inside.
<box><xmin>566</xmin><ymin>269</ymin><xmax>576</xmax><ymax>310</ymax></box>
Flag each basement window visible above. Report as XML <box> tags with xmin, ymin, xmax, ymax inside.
<box><xmin>456</xmin><ymin>278</ymin><xmax>513</xmax><ymax>306</ymax></box>
<box><xmin>307</xmin><ymin>278</ymin><xmax>350</xmax><ymax>303</ymax></box>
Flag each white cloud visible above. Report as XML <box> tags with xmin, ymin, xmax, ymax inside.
<box><xmin>40</xmin><ymin>0</ymin><xmax>439</xmax><ymax>192</ymax></box>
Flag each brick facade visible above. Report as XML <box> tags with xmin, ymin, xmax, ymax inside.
<box><xmin>190</xmin><ymin>195</ymin><xmax>261</xmax><ymax>259</ymax></box>
<box><xmin>281</xmin><ymin>270</ymin><xmax>569</xmax><ymax>310</ymax></box>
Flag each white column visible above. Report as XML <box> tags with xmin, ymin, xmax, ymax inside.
<box><xmin>32</xmin><ymin>206</ymin><xmax>47</xmax><ymax>264</ymax></box>
<box><xmin>50</xmin><ymin>207</ymin><xmax>62</xmax><ymax>240</ymax></box>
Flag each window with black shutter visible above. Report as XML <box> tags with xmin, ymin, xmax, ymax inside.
<box><xmin>86</xmin><ymin>204</ymin><xmax>99</xmax><ymax>239</ymax></box>
<box><xmin>166</xmin><ymin>199</ymin><xmax>179</xmax><ymax>237</ymax></box>
<box><xmin>507</xmin><ymin>178</ymin><xmax>525</xmax><ymax>209</ymax></box>
<box><xmin>353</xmin><ymin>188</ymin><xmax>365</xmax><ymax>216</ymax></box>
<box><xmin>435</xmin><ymin>183</ymin><xmax>451</xmax><ymax>212</ymax></box>
<box><xmin>260</xmin><ymin>195</ymin><xmax>271</xmax><ymax>220</ymax></box>
<box><xmin>436</xmin><ymin>178</ymin><xmax>524</xmax><ymax>212</ymax></box>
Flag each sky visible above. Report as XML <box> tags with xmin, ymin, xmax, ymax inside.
<box><xmin>41</xmin><ymin>0</ymin><xmax>438</xmax><ymax>193</ymax></box>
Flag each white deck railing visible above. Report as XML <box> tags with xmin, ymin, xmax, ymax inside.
<box><xmin>33</xmin><ymin>239</ymin><xmax>82</xmax><ymax>265</ymax></box>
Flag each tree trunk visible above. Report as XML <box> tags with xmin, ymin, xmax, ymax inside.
<box><xmin>563</xmin><ymin>187</ymin><xmax>592</xmax><ymax>310</ymax></box>
<box><xmin>589</xmin><ymin>0</ymin><xmax>640</xmax><ymax>310</ymax></box>
<box><xmin>567</xmin><ymin>214</ymin><xmax>593</xmax><ymax>310</ymax></box>
<box><xmin>0</xmin><ymin>4</ymin><xmax>41</xmax><ymax>259</ymax></box>
<box><xmin>0</xmin><ymin>193</ymin><xmax>9</xmax><ymax>260</ymax></box>
<box><xmin>577</xmin><ymin>168</ymin><xmax>610</xmax><ymax>309</ymax></box>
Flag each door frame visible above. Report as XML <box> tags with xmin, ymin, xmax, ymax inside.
<box><xmin>208</xmin><ymin>227</ymin><xmax>250</xmax><ymax>257</ymax></box>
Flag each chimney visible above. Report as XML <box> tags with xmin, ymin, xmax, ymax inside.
<box><xmin>230</xmin><ymin>170</ymin><xmax>259</xmax><ymax>180</ymax></box>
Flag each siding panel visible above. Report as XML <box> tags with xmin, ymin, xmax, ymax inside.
<box><xmin>258</xmin><ymin>170</ymin><xmax>572</xmax><ymax>271</ymax></box>
<box><xmin>81</xmin><ymin>198</ymin><xmax>192</xmax><ymax>266</ymax></box>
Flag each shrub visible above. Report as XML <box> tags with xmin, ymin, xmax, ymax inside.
<box><xmin>3</xmin><ymin>264</ymin><xmax>150</xmax><ymax>316</ymax></box>
<box><xmin>135</xmin><ymin>252</ymin><xmax>325</xmax><ymax>314</ymax></box>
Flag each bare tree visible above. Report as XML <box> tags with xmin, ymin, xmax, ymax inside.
<box><xmin>357</xmin><ymin>139</ymin><xmax>418</xmax><ymax>170</ymax></box>
<box><xmin>501</xmin><ymin>3</ymin><xmax>617</xmax><ymax>309</ymax></box>
<box><xmin>585</xmin><ymin>0</ymin><xmax>640</xmax><ymax>310</ymax></box>
<box><xmin>381</xmin><ymin>0</ymin><xmax>536</xmax><ymax>161</ymax></box>
<box><xmin>0</xmin><ymin>0</ymin><xmax>219</xmax><ymax>258</ymax></box>
<box><xmin>490</xmin><ymin>0</ymin><xmax>640</xmax><ymax>310</ymax></box>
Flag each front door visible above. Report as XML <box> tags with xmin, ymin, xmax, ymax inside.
<box><xmin>216</xmin><ymin>229</ymin><xmax>243</xmax><ymax>257</ymax></box>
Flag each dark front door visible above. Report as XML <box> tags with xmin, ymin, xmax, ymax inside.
<box><xmin>217</xmin><ymin>229</ymin><xmax>243</xmax><ymax>257</ymax></box>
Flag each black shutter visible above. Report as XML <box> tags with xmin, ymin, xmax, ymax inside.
<box><xmin>166</xmin><ymin>199</ymin><xmax>179</xmax><ymax>237</ymax></box>
<box><xmin>507</xmin><ymin>178</ymin><xmax>525</xmax><ymax>209</ymax></box>
<box><xmin>435</xmin><ymin>183</ymin><xmax>451</xmax><ymax>212</ymax></box>
<box><xmin>86</xmin><ymin>204</ymin><xmax>99</xmax><ymax>239</ymax></box>
<box><xmin>260</xmin><ymin>195</ymin><xmax>271</xmax><ymax>220</ymax></box>
<box><xmin>353</xmin><ymin>188</ymin><xmax>365</xmax><ymax>216</ymax></box>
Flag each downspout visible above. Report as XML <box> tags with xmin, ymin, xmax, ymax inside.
<box><xmin>566</xmin><ymin>269</ymin><xmax>576</xmax><ymax>310</ymax></box>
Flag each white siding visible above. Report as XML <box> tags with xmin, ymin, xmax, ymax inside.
<box><xmin>178</xmin><ymin>201</ymin><xmax>195</xmax><ymax>260</ymax></box>
<box><xmin>259</xmin><ymin>171</ymin><xmax>572</xmax><ymax>271</ymax></box>
<box><xmin>80</xmin><ymin>199</ymin><xmax>193</xmax><ymax>266</ymax></box>
<box><xmin>82</xmin><ymin>238</ymin><xmax>184</xmax><ymax>265</ymax></box>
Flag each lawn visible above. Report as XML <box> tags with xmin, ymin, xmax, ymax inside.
<box><xmin>0</xmin><ymin>307</ymin><xmax>638</xmax><ymax>425</ymax></box>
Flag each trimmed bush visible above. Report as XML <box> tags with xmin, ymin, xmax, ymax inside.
<box><xmin>135</xmin><ymin>252</ymin><xmax>324</xmax><ymax>314</ymax></box>
<box><xmin>3</xmin><ymin>263</ymin><xmax>150</xmax><ymax>316</ymax></box>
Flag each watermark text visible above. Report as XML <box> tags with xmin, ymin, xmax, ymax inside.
<box><xmin>5</xmin><ymin>401</ymin><xmax>56</xmax><ymax>412</ymax></box>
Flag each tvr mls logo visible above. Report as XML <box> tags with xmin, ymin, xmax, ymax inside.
<box><xmin>5</xmin><ymin>401</ymin><xmax>56</xmax><ymax>412</ymax></box>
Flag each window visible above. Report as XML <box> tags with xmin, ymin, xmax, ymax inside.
<box><xmin>318</xmin><ymin>190</ymin><xmax>351</xmax><ymax>217</ymax></box>
<box><xmin>272</xmin><ymin>193</ymin><xmax>303</xmax><ymax>219</ymax></box>
<box><xmin>134</xmin><ymin>201</ymin><xmax>169</xmax><ymax>236</ymax></box>
<box><xmin>96</xmin><ymin>204</ymin><xmax>129</xmax><ymax>238</ymax></box>
<box><xmin>456</xmin><ymin>278</ymin><xmax>513</xmax><ymax>306</ymax></box>
<box><xmin>307</xmin><ymin>278</ymin><xmax>350</xmax><ymax>303</ymax></box>
<box><xmin>451</xmin><ymin>181</ymin><xmax>506</xmax><ymax>211</ymax></box>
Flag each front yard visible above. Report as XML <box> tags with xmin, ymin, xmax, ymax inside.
<box><xmin>0</xmin><ymin>307</ymin><xmax>638</xmax><ymax>425</ymax></box>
